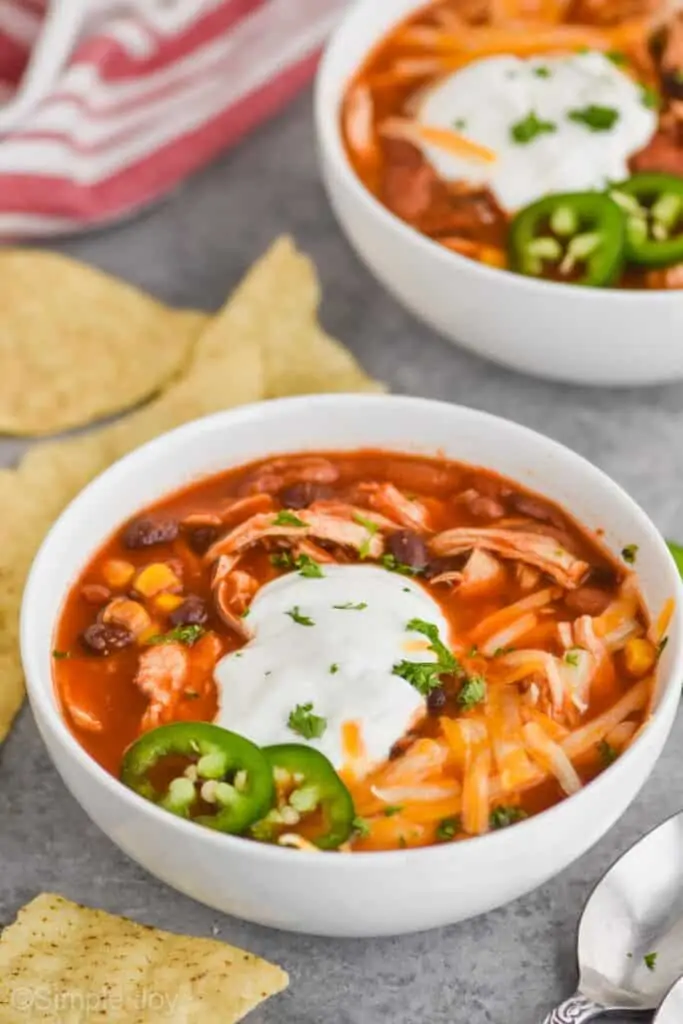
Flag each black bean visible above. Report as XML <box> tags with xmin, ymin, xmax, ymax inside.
<box><xmin>123</xmin><ymin>516</ymin><xmax>178</xmax><ymax>549</ymax></box>
<box><xmin>169</xmin><ymin>595</ymin><xmax>208</xmax><ymax>627</ymax></box>
<box><xmin>508</xmin><ymin>493</ymin><xmax>564</xmax><ymax>528</ymax></box>
<box><xmin>427</xmin><ymin>687</ymin><xmax>447</xmax><ymax>714</ymax></box>
<box><xmin>278</xmin><ymin>481</ymin><xmax>334</xmax><ymax>509</ymax></box>
<box><xmin>663</xmin><ymin>71</ymin><xmax>683</xmax><ymax>101</ymax></box>
<box><xmin>387</xmin><ymin>529</ymin><xmax>428</xmax><ymax>569</ymax></box>
<box><xmin>186</xmin><ymin>525</ymin><xmax>220</xmax><ymax>555</ymax></box>
<box><xmin>586</xmin><ymin>564</ymin><xmax>619</xmax><ymax>589</ymax></box>
<box><xmin>565</xmin><ymin>587</ymin><xmax>612</xmax><ymax>617</ymax></box>
<box><xmin>80</xmin><ymin>622</ymin><xmax>133</xmax><ymax>656</ymax></box>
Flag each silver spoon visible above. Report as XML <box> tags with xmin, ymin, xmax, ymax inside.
<box><xmin>542</xmin><ymin>811</ymin><xmax>683</xmax><ymax>1022</ymax></box>
<box><xmin>655</xmin><ymin>977</ymin><xmax>683</xmax><ymax>1024</ymax></box>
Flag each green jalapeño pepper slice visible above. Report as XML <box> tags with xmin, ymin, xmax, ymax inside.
<box><xmin>251</xmin><ymin>745</ymin><xmax>355</xmax><ymax>851</ymax></box>
<box><xmin>121</xmin><ymin>722</ymin><xmax>274</xmax><ymax>834</ymax></box>
<box><xmin>509</xmin><ymin>192</ymin><xmax>626</xmax><ymax>287</ymax></box>
<box><xmin>610</xmin><ymin>173</ymin><xmax>683</xmax><ymax>267</ymax></box>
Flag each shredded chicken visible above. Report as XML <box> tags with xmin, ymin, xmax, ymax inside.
<box><xmin>357</xmin><ymin>482</ymin><xmax>431</xmax><ymax>531</ymax></box>
<box><xmin>205</xmin><ymin>509</ymin><xmax>387</xmax><ymax>563</ymax></box>
<box><xmin>136</xmin><ymin>633</ymin><xmax>222</xmax><ymax>731</ymax></box>
<box><xmin>240</xmin><ymin>457</ymin><xmax>339</xmax><ymax>495</ymax></box>
<box><xmin>430</xmin><ymin>527</ymin><xmax>588</xmax><ymax>589</ymax></box>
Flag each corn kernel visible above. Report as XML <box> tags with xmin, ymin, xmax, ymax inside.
<box><xmin>102</xmin><ymin>559</ymin><xmax>135</xmax><ymax>589</ymax></box>
<box><xmin>623</xmin><ymin>638</ymin><xmax>656</xmax><ymax>678</ymax></box>
<box><xmin>102</xmin><ymin>597</ymin><xmax>151</xmax><ymax>637</ymax></box>
<box><xmin>134</xmin><ymin>562</ymin><xmax>181</xmax><ymax>598</ymax></box>
<box><xmin>155</xmin><ymin>593</ymin><xmax>184</xmax><ymax>613</ymax></box>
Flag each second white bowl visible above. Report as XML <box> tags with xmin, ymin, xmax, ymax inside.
<box><xmin>315</xmin><ymin>0</ymin><xmax>683</xmax><ymax>387</ymax></box>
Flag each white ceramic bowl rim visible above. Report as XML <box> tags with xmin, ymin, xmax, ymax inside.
<box><xmin>21</xmin><ymin>395</ymin><xmax>683</xmax><ymax>870</ymax></box>
<box><xmin>315</xmin><ymin>0</ymin><xmax>681</xmax><ymax>303</ymax></box>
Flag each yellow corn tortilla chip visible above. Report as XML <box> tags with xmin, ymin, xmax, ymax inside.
<box><xmin>0</xmin><ymin>237</ymin><xmax>379</xmax><ymax>743</ymax></box>
<box><xmin>0</xmin><ymin>894</ymin><xmax>288</xmax><ymax>1023</ymax></box>
<box><xmin>0</xmin><ymin>250</ymin><xmax>208</xmax><ymax>437</ymax></box>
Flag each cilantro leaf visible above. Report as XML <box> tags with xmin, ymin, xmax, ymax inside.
<box><xmin>393</xmin><ymin>619</ymin><xmax>466</xmax><ymax>697</ymax></box>
<box><xmin>380</xmin><ymin>553</ymin><xmax>422</xmax><ymax>577</ymax></box>
<box><xmin>285</xmin><ymin>606</ymin><xmax>315</xmax><ymax>627</ymax></box>
<box><xmin>273</xmin><ymin>510</ymin><xmax>307</xmax><ymax>528</ymax></box>
<box><xmin>296</xmin><ymin>553</ymin><xmax>324</xmax><ymax>578</ymax></box>
<box><xmin>353</xmin><ymin>512</ymin><xmax>379</xmax><ymax>559</ymax></box>
<box><xmin>511</xmin><ymin>111</ymin><xmax>557</xmax><ymax>144</ymax></box>
<box><xmin>287</xmin><ymin>702</ymin><xmax>327</xmax><ymax>740</ymax></box>
<box><xmin>330</xmin><ymin>663</ymin><xmax>340</xmax><ymax>674</ymax></box>
<box><xmin>622</xmin><ymin>544</ymin><xmax>639</xmax><ymax>565</ymax></box>
<box><xmin>145</xmin><ymin>624</ymin><xmax>206</xmax><ymax>647</ymax></box>
<box><xmin>333</xmin><ymin>601</ymin><xmax>367</xmax><ymax>611</ymax></box>
<box><xmin>668</xmin><ymin>540</ymin><xmax>683</xmax><ymax>578</ymax></box>
<box><xmin>534</xmin><ymin>66</ymin><xmax>551</xmax><ymax>78</ymax></box>
<box><xmin>352</xmin><ymin>816</ymin><xmax>371</xmax><ymax>838</ymax></box>
<box><xmin>457</xmin><ymin>675</ymin><xmax>486</xmax><ymax>708</ymax></box>
<box><xmin>606</xmin><ymin>50</ymin><xmax>627</xmax><ymax>66</ymax></box>
<box><xmin>644</xmin><ymin>952</ymin><xmax>658</xmax><ymax>972</ymax></box>
<box><xmin>436</xmin><ymin>816</ymin><xmax>461</xmax><ymax>841</ymax></box>
<box><xmin>568</xmin><ymin>104</ymin><xmax>620</xmax><ymax>132</ymax></box>
<box><xmin>597</xmin><ymin>739</ymin><xmax>617</xmax><ymax>766</ymax></box>
<box><xmin>640</xmin><ymin>84</ymin><xmax>660</xmax><ymax>110</ymax></box>
<box><xmin>384</xmin><ymin>805</ymin><xmax>403</xmax><ymax>817</ymax></box>
<box><xmin>52</xmin><ymin>650</ymin><xmax>71</xmax><ymax>660</ymax></box>
<box><xmin>270</xmin><ymin>551</ymin><xmax>294</xmax><ymax>570</ymax></box>
<box><xmin>490</xmin><ymin>806</ymin><xmax>527</xmax><ymax>830</ymax></box>
<box><xmin>564</xmin><ymin>650</ymin><xmax>580</xmax><ymax>667</ymax></box>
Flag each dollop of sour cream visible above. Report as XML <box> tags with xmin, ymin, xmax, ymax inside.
<box><xmin>416</xmin><ymin>52</ymin><xmax>657</xmax><ymax>211</ymax></box>
<box><xmin>214</xmin><ymin>565</ymin><xmax>451</xmax><ymax>770</ymax></box>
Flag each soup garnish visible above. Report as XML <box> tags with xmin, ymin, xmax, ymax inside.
<box><xmin>53</xmin><ymin>451</ymin><xmax>663</xmax><ymax>852</ymax></box>
<box><xmin>341</xmin><ymin>1</ymin><xmax>683</xmax><ymax>289</ymax></box>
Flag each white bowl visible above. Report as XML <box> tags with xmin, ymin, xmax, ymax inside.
<box><xmin>315</xmin><ymin>0</ymin><xmax>683</xmax><ymax>387</ymax></box>
<box><xmin>21</xmin><ymin>395</ymin><xmax>683</xmax><ymax>937</ymax></box>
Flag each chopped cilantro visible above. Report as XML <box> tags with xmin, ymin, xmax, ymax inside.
<box><xmin>658</xmin><ymin>637</ymin><xmax>669</xmax><ymax>659</ymax></box>
<box><xmin>52</xmin><ymin>649</ymin><xmax>71</xmax><ymax>660</ymax></box>
<box><xmin>273</xmin><ymin>510</ymin><xmax>306</xmax><ymax>528</ymax></box>
<box><xmin>511</xmin><ymin>111</ymin><xmax>557</xmax><ymax>144</ymax></box>
<box><xmin>622</xmin><ymin>544</ymin><xmax>639</xmax><ymax>565</ymax></box>
<box><xmin>380</xmin><ymin>553</ymin><xmax>421</xmax><ymax>577</ymax></box>
<box><xmin>398</xmin><ymin>835</ymin><xmax>408</xmax><ymax>849</ymax></box>
<box><xmin>640</xmin><ymin>84</ymin><xmax>660</xmax><ymax>110</ymax></box>
<box><xmin>458</xmin><ymin>674</ymin><xmax>487</xmax><ymax>708</ymax></box>
<box><xmin>184</xmin><ymin>689</ymin><xmax>200</xmax><ymax>700</ymax></box>
<box><xmin>384</xmin><ymin>805</ymin><xmax>403</xmax><ymax>817</ymax></box>
<box><xmin>453</xmin><ymin>117</ymin><xmax>467</xmax><ymax>130</ymax></box>
<box><xmin>270</xmin><ymin>551</ymin><xmax>294</xmax><ymax>570</ymax></box>
<box><xmin>353</xmin><ymin>512</ymin><xmax>379</xmax><ymax>560</ymax></box>
<box><xmin>333</xmin><ymin>601</ymin><xmax>367</xmax><ymax>611</ymax></box>
<box><xmin>285</xmin><ymin>606</ymin><xmax>315</xmax><ymax>627</ymax></box>
<box><xmin>644</xmin><ymin>952</ymin><xmax>658</xmax><ymax>972</ymax></box>
<box><xmin>330</xmin><ymin>663</ymin><xmax>340</xmax><ymax>674</ymax></box>
<box><xmin>352</xmin><ymin>816</ymin><xmax>371</xmax><ymax>838</ymax></box>
<box><xmin>468</xmin><ymin>645</ymin><xmax>479</xmax><ymax>657</ymax></box>
<box><xmin>534</xmin><ymin>66</ymin><xmax>551</xmax><ymax>78</ymax></box>
<box><xmin>565</xmin><ymin>650</ymin><xmax>580</xmax><ymax>667</ymax></box>
<box><xmin>287</xmin><ymin>702</ymin><xmax>327</xmax><ymax>740</ymax></box>
<box><xmin>598</xmin><ymin>739</ymin><xmax>617</xmax><ymax>766</ymax></box>
<box><xmin>296</xmin><ymin>553</ymin><xmax>324</xmax><ymax>578</ymax></box>
<box><xmin>667</xmin><ymin>540</ymin><xmax>683</xmax><ymax>578</ymax></box>
<box><xmin>492</xmin><ymin>646</ymin><xmax>515</xmax><ymax>657</ymax></box>
<box><xmin>490</xmin><ymin>806</ymin><xmax>527</xmax><ymax>830</ymax></box>
<box><xmin>145</xmin><ymin>624</ymin><xmax>206</xmax><ymax>646</ymax></box>
<box><xmin>436</xmin><ymin>816</ymin><xmax>461</xmax><ymax>842</ymax></box>
<box><xmin>393</xmin><ymin>619</ymin><xmax>464</xmax><ymax>696</ymax></box>
<box><xmin>240</xmin><ymin>607</ymin><xmax>251</xmax><ymax>618</ymax></box>
<box><xmin>606</xmin><ymin>49</ymin><xmax>627</xmax><ymax>66</ymax></box>
<box><xmin>568</xmin><ymin>104</ymin><xmax>620</xmax><ymax>132</ymax></box>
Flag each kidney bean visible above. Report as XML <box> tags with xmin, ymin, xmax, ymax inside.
<box><xmin>424</xmin><ymin>554</ymin><xmax>469</xmax><ymax>580</ymax></box>
<box><xmin>427</xmin><ymin>687</ymin><xmax>447</xmax><ymax>714</ymax></box>
<box><xmin>123</xmin><ymin>517</ymin><xmax>178</xmax><ymax>549</ymax></box>
<box><xmin>169</xmin><ymin>595</ymin><xmax>208</xmax><ymax>627</ymax></box>
<box><xmin>80</xmin><ymin>622</ymin><xmax>133</xmax><ymax>656</ymax></box>
<box><xmin>467</xmin><ymin>495</ymin><xmax>505</xmax><ymax>520</ymax></box>
<box><xmin>186</xmin><ymin>524</ymin><xmax>220</xmax><ymax>555</ymax></box>
<box><xmin>565</xmin><ymin>586</ymin><xmax>612</xmax><ymax>617</ymax></box>
<box><xmin>279</xmin><ymin>481</ymin><xmax>334</xmax><ymax>509</ymax></box>
<box><xmin>508</xmin><ymin>493</ymin><xmax>564</xmax><ymax>528</ymax></box>
<box><xmin>387</xmin><ymin>529</ymin><xmax>428</xmax><ymax>569</ymax></box>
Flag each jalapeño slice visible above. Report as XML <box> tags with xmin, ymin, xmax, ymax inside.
<box><xmin>121</xmin><ymin>722</ymin><xmax>273</xmax><ymax>834</ymax></box>
<box><xmin>254</xmin><ymin>744</ymin><xmax>355</xmax><ymax>851</ymax></box>
<box><xmin>611</xmin><ymin>173</ymin><xmax>683</xmax><ymax>268</ymax></box>
<box><xmin>509</xmin><ymin>192</ymin><xmax>626</xmax><ymax>287</ymax></box>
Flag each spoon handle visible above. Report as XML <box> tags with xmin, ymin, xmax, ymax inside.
<box><xmin>541</xmin><ymin>993</ymin><xmax>605</xmax><ymax>1023</ymax></box>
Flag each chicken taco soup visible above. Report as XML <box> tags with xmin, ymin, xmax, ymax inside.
<box><xmin>53</xmin><ymin>450</ymin><xmax>666</xmax><ymax>853</ymax></box>
<box><xmin>342</xmin><ymin>0</ymin><xmax>683</xmax><ymax>289</ymax></box>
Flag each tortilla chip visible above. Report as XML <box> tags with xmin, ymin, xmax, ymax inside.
<box><xmin>0</xmin><ymin>237</ymin><xmax>379</xmax><ymax>743</ymax></box>
<box><xmin>0</xmin><ymin>250</ymin><xmax>208</xmax><ymax>437</ymax></box>
<box><xmin>0</xmin><ymin>894</ymin><xmax>288</xmax><ymax>1023</ymax></box>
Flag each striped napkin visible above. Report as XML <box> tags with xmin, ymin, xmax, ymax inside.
<box><xmin>0</xmin><ymin>0</ymin><xmax>348</xmax><ymax>238</ymax></box>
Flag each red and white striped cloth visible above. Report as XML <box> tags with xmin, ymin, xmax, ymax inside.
<box><xmin>0</xmin><ymin>0</ymin><xmax>349</xmax><ymax>238</ymax></box>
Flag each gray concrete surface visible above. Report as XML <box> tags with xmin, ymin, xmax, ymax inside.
<box><xmin>2</xmin><ymin>90</ymin><xmax>683</xmax><ymax>1023</ymax></box>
